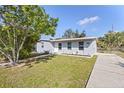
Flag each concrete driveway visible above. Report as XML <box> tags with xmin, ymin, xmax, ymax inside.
<box><xmin>86</xmin><ymin>53</ymin><xmax>124</xmax><ymax>88</ymax></box>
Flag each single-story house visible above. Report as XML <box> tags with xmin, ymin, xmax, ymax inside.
<box><xmin>36</xmin><ymin>37</ymin><xmax>97</xmax><ymax>56</ymax></box>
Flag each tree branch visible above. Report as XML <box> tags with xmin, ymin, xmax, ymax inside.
<box><xmin>0</xmin><ymin>48</ymin><xmax>13</xmax><ymax>63</ymax></box>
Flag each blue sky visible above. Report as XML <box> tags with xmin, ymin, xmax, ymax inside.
<box><xmin>41</xmin><ymin>5</ymin><xmax>124</xmax><ymax>39</ymax></box>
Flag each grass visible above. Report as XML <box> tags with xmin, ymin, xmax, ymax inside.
<box><xmin>0</xmin><ymin>55</ymin><xmax>96</xmax><ymax>88</ymax></box>
<box><xmin>99</xmin><ymin>50</ymin><xmax>124</xmax><ymax>58</ymax></box>
<box><xmin>112</xmin><ymin>51</ymin><xmax>124</xmax><ymax>58</ymax></box>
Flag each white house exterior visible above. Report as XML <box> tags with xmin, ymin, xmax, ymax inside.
<box><xmin>36</xmin><ymin>37</ymin><xmax>97</xmax><ymax>56</ymax></box>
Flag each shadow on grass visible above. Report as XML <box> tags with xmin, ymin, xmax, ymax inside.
<box><xmin>24</xmin><ymin>54</ymin><xmax>56</xmax><ymax>68</ymax></box>
<box><xmin>0</xmin><ymin>54</ymin><xmax>56</xmax><ymax>69</ymax></box>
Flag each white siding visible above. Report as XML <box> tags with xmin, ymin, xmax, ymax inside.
<box><xmin>36</xmin><ymin>41</ymin><xmax>54</xmax><ymax>53</ymax></box>
<box><xmin>36</xmin><ymin>39</ymin><xmax>97</xmax><ymax>56</ymax></box>
<box><xmin>53</xmin><ymin>40</ymin><xmax>97</xmax><ymax>56</ymax></box>
<box><xmin>54</xmin><ymin>41</ymin><xmax>84</xmax><ymax>55</ymax></box>
<box><xmin>83</xmin><ymin>40</ymin><xmax>97</xmax><ymax>56</ymax></box>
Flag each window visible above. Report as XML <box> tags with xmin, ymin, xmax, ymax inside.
<box><xmin>86</xmin><ymin>42</ymin><xmax>90</xmax><ymax>45</ymax></box>
<box><xmin>67</xmin><ymin>42</ymin><xmax>72</xmax><ymax>50</ymax></box>
<box><xmin>79</xmin><ymin>42</ymin><xmax>84</xmax><ymax>50</ymax></box>
<box><xmin>58</xmin><ymin>43</ymin><xmax>62</xmax><ymax>50</ymax></box>
<box><xmin>41</xmin><ymin>45</ymin><xmax>44</xmax><ymax>48</ymax></box>
<box><xmin>86</xmin><ymin>42</ymin><xmax>90</xmax><ymax>48</ymax></box>
<box><xmin>41</xmin><ymin>42</ymin><xmax>44</xmax><ymax>48</ymax></box>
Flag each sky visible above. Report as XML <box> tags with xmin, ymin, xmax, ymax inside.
<box><xmin>41</xmin><ymin>5</ymin><xmax>124</xmax><ymax>39</ymax></box>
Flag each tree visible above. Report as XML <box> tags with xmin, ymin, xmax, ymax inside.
<box><xmin>62</xmin><ymin>29</ymin><xmax>74</xmax><ymax>38</ymax></box>
<box><xmin>79</xmin><ymin>30</ymin><xmax>86</xmax><ymax>37</ymax></box>
<box><xmin>115</xmin><ymin>32</ymin><xmax>124</xmax><ymax>48</ymax></box>
<box><xmin>104</xmin><ymin>31</ymin><xmax>116</xmax><ymax>49</ymax></box>
<box><xmin>97</xmin><ymin>37</ymin><xmax>107</xmax><ymax>49</ymax></box>
<box><xmin>0</xmin><ymin>5</ymin><xmax>58</xmax><ymax>65</ymax></box>
<box><xmin>75</xmin><ymin>29</ymin><xmax>79</xmax><ymax>38</ymax></box>
<box><xmin>62</xmin><ymin>29</ymin><xmax>86</xmax><ymax>38</ymax></box>
<box><xmin>97</xmin><ymin>30</ymin><xmax>124</xmax><ymax>50</ymax></box>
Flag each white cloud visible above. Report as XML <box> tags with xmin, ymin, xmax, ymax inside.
<box><xmin>77</xmin><ymin>16</ymin><xmax>100</xmax><ymax>26</ymax></box>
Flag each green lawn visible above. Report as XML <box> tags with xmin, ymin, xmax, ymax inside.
<box><xmin>0</xmin><ymin>55</ymin><xmax>96</xmax><ymax>88</ymax></box>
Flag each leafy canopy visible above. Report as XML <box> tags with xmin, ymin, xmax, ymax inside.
<box><xmin>97</xmin><ymin>31</ymin><xmax>124</xmax><ymax>50</ymax></box>
<box><xmin>62</xmin><ymin>29</ymin><xmax>86</xmax><ymax>38</ymax></box>
<box><xmin>0</xmin><ymin>5</ymin><xmax>58</xmax><ymax>64</ymax></box>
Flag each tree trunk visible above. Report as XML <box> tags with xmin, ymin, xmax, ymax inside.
<box><xmin>16</xmin><ymin>36</ymin><xmax>26</xmax><ymax>63</ymax></box>
<box><xmin>0</xmin><ymin>49</ymin><xmax>16</xmax><ymax>65</ymax></box>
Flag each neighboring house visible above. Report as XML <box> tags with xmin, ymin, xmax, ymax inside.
<box><xmin>36</xmin><ymin>37</ymin><xmax>97</xmax><ymax>56</ymax></box>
